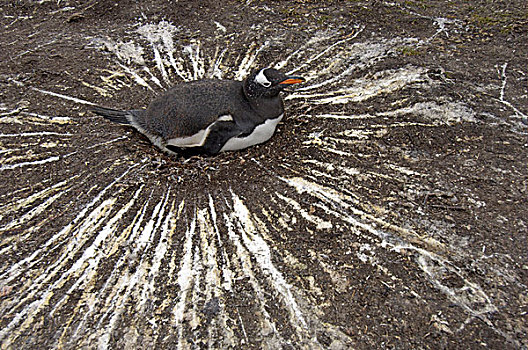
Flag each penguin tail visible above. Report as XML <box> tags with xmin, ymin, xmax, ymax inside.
<box><xmin>91</xmin><ymin>106</ymin><xmax>132</xmax><ymax>125</ymax></box>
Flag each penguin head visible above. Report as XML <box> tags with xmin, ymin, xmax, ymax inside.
<box><xmin>244</xmin><ymin>68</ymin><xmax>305</xmax><ymax>99</ymax></box>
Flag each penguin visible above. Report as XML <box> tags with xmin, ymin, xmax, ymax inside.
<box><xmin>92</xmin><ymin>68</ymin><xmax>305</xmax><ymax>156</ymax></box>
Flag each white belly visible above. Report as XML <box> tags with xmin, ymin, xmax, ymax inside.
<box><xmin>220</xmin><ymin>114</ymin><xmax>283</xmax><ymax>152</ymax></box>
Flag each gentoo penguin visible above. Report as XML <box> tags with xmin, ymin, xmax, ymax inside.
<box><xmin>92</xmin><ymin>68</ymin><xmax>304</xmax><ymax>156</ymax></box>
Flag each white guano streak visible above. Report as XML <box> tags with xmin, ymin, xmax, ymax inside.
<box><xmin>231</xmin><ymin>194</ymin><xmax>307</xmax><ymax>328</ymax></box>
<box><xmin>95</xmin><ymin>196</ymin><xmax>152</xmax><ymax>349</ymax></box>
<box><xmin>235</xmin><ymin>41</ymin><xmax>269</xmax><ymax>80</ymax></box>
<box><xmin>0</xmin><ymin>164</ymin><xmax>139</xmax><ymax>284</ymax></box>
<box><xmin>172</xmin><ymin>218</ymin><xmax>196</xmax><ymax>350</ymax></box>
<box><xmin>209</xmin><ymin>196</ymin><xmax>234</xmax><ymax>291</ymax></box>
<box><xmin>280</xmin><ymin>176</ymin><xmax>496</xmax><ymax>319</ymax></box>
<box><xmin>137</xmin><ymin>190</ymin><xmax>173</xmax><ymax>310</ymax></box>
<box><xmin>0</xmin><ymin>197</ymin><xmax>117</xmax><ymax>345</ymax></box>
<box><xmin>222</xmin><ymin>210</ymin><xmax>280</xmax><ymax>343</ymax></box>
<box><xmin>98</xmin><ymin>189</ymin><xmax>170</xmax><ymax>350</ymax></box>
<box><xmin>31</xmin><ymin>87</ymin><xmax>96</xmax><ymax>105</ymax></box>
<box><xmin>50</xmin><ymin>186</ymin><xmax>146</xmax><ymax>317</ymax></box>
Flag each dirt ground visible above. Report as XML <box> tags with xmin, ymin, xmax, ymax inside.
<box><xmin>0</xmin><ymin>1</ymin><xmax>527</xmax><ymax>349</ymax></box>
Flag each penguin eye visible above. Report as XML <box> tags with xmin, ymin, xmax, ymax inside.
<box><xmin>255</xmin><ymin>69</ymin><xmax>272</xmax><ymax>88</ymax></box>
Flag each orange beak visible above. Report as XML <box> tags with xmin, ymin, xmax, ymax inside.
<box><xmin>279</xmin><ymin>76</ymin><xmax>305</xmax><ymax>85</ymax></box>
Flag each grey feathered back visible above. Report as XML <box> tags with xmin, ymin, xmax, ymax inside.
<box><xmin>143</xmin><ymin>79</ymin><xmax>246</xmax><ymax>138</ymax></box>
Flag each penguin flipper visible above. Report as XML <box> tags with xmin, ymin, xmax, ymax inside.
<box><xmin>92</xmin><ymin>106</ymin><xmax>144</xmax><ymax>125</ymax></box>
<box><xmin>200</xmin><ymin>120</ymin><xmax>243</xmax><ymax>155</ymax></box>
<box><xmin>165</xmin><ymin>120</ymin><xmax>242</xmax><ymax>156</ymax></box>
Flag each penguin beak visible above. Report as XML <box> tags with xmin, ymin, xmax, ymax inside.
<box><xmin>278</xmin><ymin>76</ymin><xmax>305</xmax><ymax>85</ymax></box>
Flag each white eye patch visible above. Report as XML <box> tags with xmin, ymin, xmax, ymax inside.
<box><xmin>255</xmin><ymin>69</ymin><xmax>271</xmax><ymax>87</ymax></box>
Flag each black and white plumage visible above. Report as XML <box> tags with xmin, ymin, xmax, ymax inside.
<box><xmin>92</xmin><ymin>68</ymin><xmax>304</xmax><ymax>156</ymax></box>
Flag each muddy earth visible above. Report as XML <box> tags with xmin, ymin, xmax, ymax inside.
<box><xmin>0</xmin><ymin>1</ymin><xmax>527</xmax><ymax>349</ymax></box>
